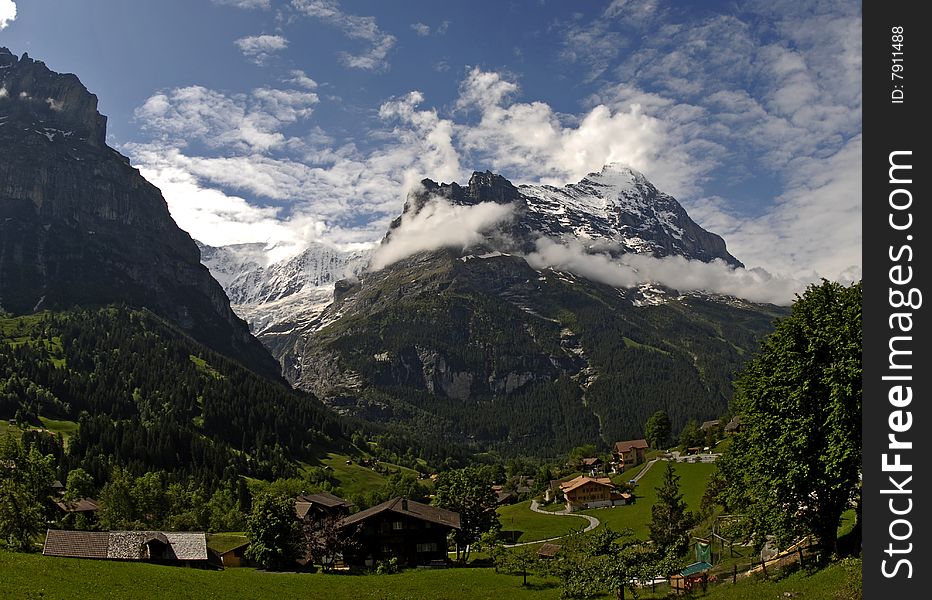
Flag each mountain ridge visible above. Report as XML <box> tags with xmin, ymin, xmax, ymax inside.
<box><xmin>0</xmin><ymin>47</ymin><xmax>281</xmax><ymax>380</ymax></box>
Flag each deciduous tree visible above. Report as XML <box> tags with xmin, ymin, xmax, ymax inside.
<box><xmin>433</xmin><ymin>467</ymin><xmax>500</xmax><ymax>561</ymax></box>
<box><xmin>715</xmin><ymin>280</ymin><xmax>861</xmax><ymax>557</ymax></box>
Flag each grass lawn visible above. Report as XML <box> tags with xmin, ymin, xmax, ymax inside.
<box><xmin>0</xmin><ymin>550</ymin><xmax>566</xmax><ymax>600</ymax></box>
<box><xmin>314</xmin><ymin>453</ymin><xmax>392</xmax><ymax>497</ymax></box>
<box><xmin>498</xmin><ymin>501</ymin><xmax>588</xmax><ymax>543</ymax></box>
<box><xmin>206</xmin><ymin>533</ymin><xmax>248</xmax><ymax>554</ymax></box>
<box><xmin>37</xmin><ymin>416</ymin><xmax>80</xmax><ymax>445</ymax></box>
<box><xmin>582</xmin><ymin>461</ymin><xmax>715</xmax><ymax>540</ymax></box>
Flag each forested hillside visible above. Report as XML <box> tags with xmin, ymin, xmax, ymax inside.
<box><xmin>0</xmin><ymin>308</ymin><xmax>460</xmax><ymax>486</ymax></box>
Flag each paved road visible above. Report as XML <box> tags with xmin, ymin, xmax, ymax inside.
<box><xmin>502</xmin><ymin>500</ymin><xmax>599</xmax><ymax>548</ymax></box>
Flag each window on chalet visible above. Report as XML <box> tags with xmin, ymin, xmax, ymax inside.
<box><xmin>416</xmin><ymin>542</ymin><xmax>438</xmax><ymax>553</ymax></box>
<box><xmin>392</xmin><ymin>521</ymin><xmax>404</xmax><ymax>531</ymax></box>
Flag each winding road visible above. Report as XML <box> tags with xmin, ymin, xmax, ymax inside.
<box><xmin>502</xmin><ymin>500</ymin><xmax>600</xmax><ymax>548</ymax></box>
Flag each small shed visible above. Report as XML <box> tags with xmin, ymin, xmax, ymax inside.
<box><xmin>209</xmin><ymin>540</ymin><xmax>250</xmax><ymax>568</ymax></box>
<box><xmin>670</xmin><ymin>561</ymin><xmax>712</xmax><ymax>594</ymax></box>
<box><xmin>538</xmin><ymin>543</ymin><xmax>561</xmax><ymax>559</ymax></box>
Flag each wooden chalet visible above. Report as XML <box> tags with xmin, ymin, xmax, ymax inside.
<box><xmin>53</xmin><ymin>498</ymin><xmax>99</xmax><ymax>516</ymax></box>
<box><xmin>559</xmin><ymin>476</ymin><xmax>631</xmax><ymax>511</ymax></box>
<box><xmin>43</xmin><ymin>530</ymin><xmax>208</xmax><ymax>566</ymax></box>
<box><xmin>725</xmin><ymin>415</ymin><xmax>744</xmax><ymax>434</ymax></box>
<box><xmin>699</xmin><ymin>420</ymin><xmax>720</xmax><ymax>432</ymax></box>
<box><xmin>580</xmin><ymin>457</ymin><xmax>604</xmax><ymax>475</ymax></box>
<box><xmin>295</xmin><ymin>491</ymin><xmax>352</xmax><ymax>522</ymax></box>
<box><xmin>339</xmin><ymin>497</ymin><xmax>460</xmax><ymax>568</ymax></box>
<box><xmin>612</xmin><ymin>439</ymin><xmax>649</xmax><ymax>471</ymax></box>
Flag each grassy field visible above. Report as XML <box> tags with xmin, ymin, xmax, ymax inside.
<box><xmin>0</xmin><ymin>551</ymin><xmax>565</xmax><ymax>600</ymax></box>
<box><xmin>37</xmin><ymin>416</ymin><xmax>80</xmax><ymax>445</ymax></box>
<box><xmin>582</xmin><ymin>461</ymin><xmax>715</xmax><ymax>539</ymax></box>
<box><xmin>0</xmin><ymin>549</ymin><xmax>860</xmax><ymax>600</ymax></box>
<box><xmin>498</xmin><ymin>501</ymin><xmax>588</xmax><ymax>543</ymax></box>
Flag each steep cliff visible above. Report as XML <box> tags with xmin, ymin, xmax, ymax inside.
<box><xmin>0</xmin><ymin>48</ymin><xmax>281</xmax><ymax>380</ymax></box>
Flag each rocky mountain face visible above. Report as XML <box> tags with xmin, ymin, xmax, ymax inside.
<box><xmin>236</xmin><ymin>168</ymin><xmax>784</xmax><ymax>457</ymax></box>
<box><xmin>0</xmin><ymin>48</ymin><xmax>281</xmax><ymax>380</ymax></box>
<box><xmin>396</xmin><ymin>165</ymin><xmax>742</xmax><ymax>266</ymax></box>
<box><xmin>197</xmin><ymin>241</ymin><xmax>370</xmax><ymax>359</ymax></box>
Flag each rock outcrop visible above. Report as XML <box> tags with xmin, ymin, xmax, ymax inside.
<box><xmin>0</xmin><ymin>48</ymin><xmax>281</xmax><ymax>380</ymax></box>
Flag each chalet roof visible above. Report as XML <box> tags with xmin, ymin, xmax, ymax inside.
<box><xmin>54</xmin><ymin>498</ymin><xmax>99</xmax><ymax>513</ymax></box>
<box><xmin>700</xmin><ymin>420</ymin><xmax>721</xmax><ymax>431</ymax></box>
<box><xmin>42</xmin><ymin>530</ymin><xmax>207</xmax><ymax>561</ymax></box>
<box><xmin>340</xmin><ymin>497</ymin><xmax>461</xmax><ymax>530</ymax></box>
<box><xmin>297</xmin><ymin>491</ymin><xmax>352</xmax><ymax>508</ymax></box>
<box><xmin>560</xmin><ymin>476</ymin><xmax>616</xmax><ymax>494</ymax></box>
<box><xmin>43</xmin><ymin>530</ymin><xmax>109</xmax><ymax>559</ymax></box>
<box><xmin>614</xmin><ymin>439</ymin><xmax>649</xmax><ymax>453</ymax></box>
<box><xmin>295</xmin><ymin>491</ymin><xmax>352</xmax><ymax>519</ymax></box>
<box><xmin>538</xmin><ymin>543</ymin><xmax>562</xmax><ymax>558</ymax></box>
<box><xmin>581</xmin><ymin>457</ymin><xmax>602</xmax><ymax>466</ymax></box>
<box><xmin>725</xmin><ymin>415</ymin><xmax>743</xmax><ymax>431</ymax></box>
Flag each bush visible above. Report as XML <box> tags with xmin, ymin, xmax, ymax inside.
<box><xmin>375</xmin><ymin>556</ymin><xmax>399</xmax><ymax>574</ymax></box>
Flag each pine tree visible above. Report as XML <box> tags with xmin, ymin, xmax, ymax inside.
<box><xmin>649</xmin><ymin>462</ymin><xmax>694</xmax><ymax>557</ymax></box>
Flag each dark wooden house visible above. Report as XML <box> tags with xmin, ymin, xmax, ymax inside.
<box><xmin>339</xmin><ymin>497</ymin><xmax>460</xmax><ymax>568</ymax></box>
<box><xmin>295</xmin><ymin>491</ymin><xmax>352</xmax><ymax>522</ymax></box>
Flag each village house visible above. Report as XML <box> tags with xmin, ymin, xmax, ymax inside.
<box><xmin>580</xmin><ymin>457</ymin><xmax>604</xmax><ymax>476</ymax></box>
<box><xmin>208</xmin><ymin>539</ymin><xmax>250</xmax><ymax>568</ymax></box>
<box><xmin>339</xmin><ymin>497</ymin><xmax>460</xmax><ymax>567</ymax></box>
<box><xmin>699</xmin><ymin>420</ymin><xmax>720</xmax><ymax>432</ymax></box>
<box><xmin>295</xmin><ymin>491</ymin><xmax>353</xmax><ymax>522</ymax></box>
<box><xmin>725</xmin><ymin>415</ymin><xmax>744</xmax><ymax>434</ymax></box>
<box><xmin>42</xmin><ymin>530</ymin><xmax>209</xmax><ymax>566</ymax></box>
<box><xmin>612</xmin><ymin>439</ymin><xmax>649</xmax><ymax>472</ymax></box>
<box><xmin>559</xmin><ymin>475</ymin><xmax>631</xmax><ymax>511</ymax></box>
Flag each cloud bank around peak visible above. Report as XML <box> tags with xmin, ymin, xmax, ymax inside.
<box><xmin>368</xmin><ymin>196</ymin><xmax>515</xmax><ymax>271</ymax></box>
<box><xmin>526</xmin><ymin>238</ymin><xmax>807</xmax><ymax>305</ymax></box>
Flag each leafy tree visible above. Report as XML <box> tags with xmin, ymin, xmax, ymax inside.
<box><xmin>63</xmin><ymin>468</ymin><xmax>96</xmax><ymax>501</ymax></box>
<box><xmin>715</xmin><ymin>280</ymin><xmax>862</xmax><ymax>557</ymax></box>
<box><xmin>678</xmin><ymin>420</ymin><xmax>703</xmax><ymax>451</ymax></box>
<box><xmin>645</xmin><ymin>410</ymin><xmax>671</xmax><ymax>450</ymax></box>
<box><xmin>649</xmin><ymin>462</ymin><xmax>694</xmax><ymax>557</ymax></box>
<box><xmin>0</xmin><ymin>434</ymin><xmax>55</xmax><ymax>551</ymax></box>
<box><xmin>245</xmin><ymin>493</ymin><xmax>302</xmax><ymax>570</ymax></box>
<box><xmin>98</xmin><ymin>467</ymin><xmax>136</xmax><ymax>530</ymax></box>
<box><xmin>303</xmin><ymin>514</ymin><xmax>360</xmax><ymax>571</ymax></box>
<box><xmin>207</xmin><ymin>488</ymin><xmax>244</xmax><ymax>533</ymax></box>
<box><xmin>433</xmin><ymin>467</ymin><xmax>500</xmax><ymax>562</ymax></box>
<box><xmin>496</xmin><ymin>546</ymin><xmax>540</xmax><ymax>586</ymax></box>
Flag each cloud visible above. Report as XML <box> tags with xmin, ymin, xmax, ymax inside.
<box><xmin>285</xmin><ymin>69</ymin><xmax>318</xmax><ymax>89</ymax></box>
<box><xmin>291</xmin><ymin>0</ymin><xmax>396</xmax><ymax>71</ymax></box>
<box><xmin>410</xmin><ymin>22</ymin><xmax>431</xmax><ymax>36</ymax></box>
<box><xmin>0</xmin><ymin>0</ymin><xmax>15</xmax><ymax>30</ymax></box>
<box><xmin>212</xmin><ymin>0</ymin><xmax>269</xmax><ymax>8</ymax></box>
<box><xmin>370</xmin><ymin>196</ymin><xmax>515</xmax><ymax>270</ymax></box>
<box><xmin>135</xmin><ymin>85</ymin><xmax>317</xmax><ymax>152</ymax></box>
<box><xmin>410</xmin><ymin>21</ymin><xmax>449</xmax><ymax>36</ymax></box>
<box><xmin>453</xmin><ymin>68</ymin><xmax>709</xmax><ymax>197</ymax></box>
<box><xmin>234</xmin><ymin>34</ymin><xmax>289</xmax><ymax>64</ymax></box>
<box><xmin>526</xmin><ymin>238</ymin><xmax>805</xmax><ymax>305</ymax></box>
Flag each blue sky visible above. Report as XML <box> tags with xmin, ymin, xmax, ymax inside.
<box><xmin>1</xmin><ymin>0</ymin><xmax>861</xmax><ymax>283</ymax></box>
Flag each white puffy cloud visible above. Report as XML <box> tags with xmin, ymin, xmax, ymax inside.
<box><xmin>370</xmin><ymin>197</ymin><xmax>515</xmax><ymax>270</ymax></box>
<box><xmin>135</xmin><ymin>85</ymin><xmax>316</xmax><ymax>152</ymax></box>
<box><xmin>526</xmin><ymin>238</ymin><xmax>805</xmax><ymax>305</ymax></box>
<box><xmin>0</xmin><ymin>0</ymin><xmax>16</xmax><ymax>30</ymax></box>
<box><xmin>454</xmin><ymin>68</ymin><xmax>708</xmax><ymax>198</ymax></box>
<box><xmin>212</xmin><ymin>0</ymin><xmax>269</xmax><ymax>8</ymax></box>
<box><xmin>285</xmin><ymin>69</ymin><xmax>318</xmax><ymax>90</ymax></box>
<box><xmin>291</xmin><ymin>0</ymin><xmax>396</xmax><ymax>71</ymax></box>
<box><xmin>234</xmin><ymin>34</ymin><xmax>289</xmax><ymax>64</ymax></box>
